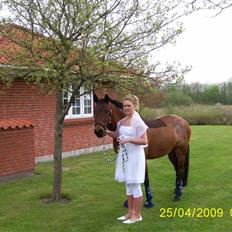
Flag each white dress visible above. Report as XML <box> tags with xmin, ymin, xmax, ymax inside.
<box><xmin>115</xmin><ymin>125</ymin><xmax>146</xmax><ymax>184</ymax></box>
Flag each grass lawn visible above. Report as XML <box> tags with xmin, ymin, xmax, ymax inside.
<box><xmin>1</xmin><ymin>126</ymin><xmax>232</xmax><ymax>232</ymax></box>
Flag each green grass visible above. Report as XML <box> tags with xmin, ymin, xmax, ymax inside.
<box><xmin>1</xmin><ymin>126</ymin><xmax>232</xmax><ymax>231</ymax></box>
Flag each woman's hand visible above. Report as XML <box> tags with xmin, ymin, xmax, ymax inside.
<box><xmin>117</xmin><ymin>137</ymin><xmax>130</xmax><ymax>145</ymax></box>
<box><xmin>117</xmin><ymin>133</ymin><xmax>148</xmax><ymax>146</ymax></box>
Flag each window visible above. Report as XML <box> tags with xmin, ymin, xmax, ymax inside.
<box><xmin>63</xmin><ymin>86</ymin><xmax>93</xmax><ymax>118</ymax></box>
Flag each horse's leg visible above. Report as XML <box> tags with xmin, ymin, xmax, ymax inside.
<box><xmin>168</xmin><ymin>151</ymin><xmax>179</xmax><ymax>195</ymax></box>
<box><xmin>123</xmin><ymin>199</ymin><xmax>128</xmax><ymax>208</ymax></box>
<box><xmin>173</xmin><ymin>147</ymin><xmax>188</xmax><ymax>201</ymax></box>
<box><xmin>183</xmin><ymin>145</ymin><xmax>190</xmax><ymax>187</ymax></box>
<box><xmin>144</xmin><ymin>161</ymin><xmax>154</xmax><ymax>208</ymax></box>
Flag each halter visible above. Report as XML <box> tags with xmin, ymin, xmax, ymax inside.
<box><xmin>94</xmin><ymin>109</ymin><xmax>112</xmax><ymax>130</ymax></box>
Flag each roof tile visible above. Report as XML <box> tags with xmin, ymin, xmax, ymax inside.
<box><xmin>0</xmin><ymin>119</ymin><xmax>34</xmax><ymax>130</ymax></box>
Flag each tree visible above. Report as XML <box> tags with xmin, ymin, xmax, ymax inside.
<box><xmin>202</xmin><ymin>85</ymin><xmax>220</xmax><ymax>104</ymax></box>
<box><xmin>188</xmin><ymin>0</ymin><xmax>232</xmax><ymax>15</ymax></box>
<box><xmin>163</xmin><ymin>88</ymin><xmax>194</xmax><ymax>106</ymax></box>
<box><xmin>0</xmin><ymin>0</ymin><xmax>194</xmax><ymax>202</ymax></box>
<box><xmin>223</xmin><ymin>82</ymin><xmax>232</xmax><ymax>104</ymax></box>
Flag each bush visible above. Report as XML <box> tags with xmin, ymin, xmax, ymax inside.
<box><xmin>164</xmin><ymin>104</ymin><xmax>232</xmax><ymax>125</ymax></box>
<box><xmin>139</xmin><ymin>107</ymin><xmax>163</xmax><ymax>120</ymax></box>
<box><xmin>140</xmin><ymin>104</ymin><xmax>232</xmax><ymax>125</ymax></box>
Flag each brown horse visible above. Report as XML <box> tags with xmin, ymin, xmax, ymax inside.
<box><xmin>94</xmin><ymin>94</ymin><xmax>191</xmax><ymax>207</ymax></box>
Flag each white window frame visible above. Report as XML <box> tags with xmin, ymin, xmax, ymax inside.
<box><xmin>64</xmin><ymin>86</ymin><xmax>93</xmax><ymax>119</ymax></box>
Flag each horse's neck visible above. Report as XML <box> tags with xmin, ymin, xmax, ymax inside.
<box><xmin>109</xmin><ymin>104</ymin><xmax>125</xmax><ymax>131</ymax></box>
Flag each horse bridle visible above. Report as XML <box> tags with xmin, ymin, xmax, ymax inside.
<box><xmin>94</xmin><ymin>108</ymin><xmax>112</xmax><ymax>130</ymax></box>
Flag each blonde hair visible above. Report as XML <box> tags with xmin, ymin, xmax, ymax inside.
<box><xmin>123</xmin><ymin>94</ymin><xmax>140</xmax><ymax>111</ymax></box>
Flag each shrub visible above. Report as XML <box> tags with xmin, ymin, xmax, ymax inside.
<box><xmin>164</xmin><ymin>104</ymin><xmax>232</xmax><ymax>125</ymax></box>
<box><xmin>140</xmin><ymin>107</ymin><xmax>163</xmax><ymax>120</ymax></box>
<box><xmin>140</xmin><ymin>104</ymin><xmax>232</xmax><ymax>125</ymax></box>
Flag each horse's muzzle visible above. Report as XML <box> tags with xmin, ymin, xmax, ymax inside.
<box><xmin>94</xmin><ymin>128</ymin><xmax>106</xmax><ymax>138</ymax></box>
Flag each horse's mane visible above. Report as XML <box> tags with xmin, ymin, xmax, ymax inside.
<box><xmin>100</xmin><ymin>95</ymin><xmax>168</xmax><ymax>128</ymax></box>
<box><xmin>109</xmin><ymin>98</ymin><xmax>123</xmax><ymax>109</ymax></box>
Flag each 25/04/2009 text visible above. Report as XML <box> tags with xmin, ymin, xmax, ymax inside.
<box><xmin>159</xmin><ymin>208</ymin><xmax>226</xmax><ymax>218</ymax></box>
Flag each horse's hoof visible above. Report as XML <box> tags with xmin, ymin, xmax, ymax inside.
<box><xmin>174</xmin><ymin>189</ymin><xmax>182</xmax><ymax>197</ymax></box>
<box><xmin>173</xmin><ymin>196</ymin><xmax>180</xmax><ymax>202</ymax></box>
<box><xmin>144</xmin><ymin>201</ymin><xmax>154</xmax><ymax>208</ymax></box>
<box><xmin>183</xmin><ymin>181</ymin><xmax>188</xmax><ymax>187</ymax></box>
<box><xmin>123</xmin><ymin>200</ymin><xmax>128</xmax><ymax>208</ymax></box>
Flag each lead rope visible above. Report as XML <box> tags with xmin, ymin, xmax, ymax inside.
<box><xmin>102</xmin><ymin>137</ymin><xmax>128</xmax><ymax>173</ymax></box>
<box><xmin>120</xmin><ymin>143</ymin><xmax>128</xmax><ymax>173</ymax></box>
<box><xmin>102</xmin><ymin>137</ymin><xmax>117</xmax><ymax>162</ymax></box>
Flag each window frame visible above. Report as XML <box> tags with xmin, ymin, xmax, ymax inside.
<box><xmin>64</xmin><ymin>86</ymin><xmax>93</xmax><ymax>119</ymax></box>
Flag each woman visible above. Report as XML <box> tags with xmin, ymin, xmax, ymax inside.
<box><xmin>107</xmin><ymin>95</ymin><xmax>148</xmax><ymax>224</ymax></box>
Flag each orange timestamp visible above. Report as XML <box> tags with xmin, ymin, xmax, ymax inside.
<box><xmin>159</xmin><ymin>208</ymin><xmax>226</xmax><ymax>218</ymax></box>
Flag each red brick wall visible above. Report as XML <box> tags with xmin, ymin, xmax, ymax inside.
<box><xmin>0</xmin><ymin>127</ymin><xmax>35</xmax><ymax>177</ymax></box>
<box><xmin>63</xmin><ymin>118</ymin><xmax>104</xmax><ymax>151</ymax></box>
<box><xmin>0</xmin><ymin>80</ymin><xmax>56</xmax><ymax>157</ymax></box>
<box><xmin>0</xmin><ymin>80</ymin><xmax>113</xmax><ymax>158</ymax></box>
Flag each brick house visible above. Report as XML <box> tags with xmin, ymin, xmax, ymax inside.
<box><xmin>0</xmin><ymin>26</ymin><xmax>116</xmax><ymax>180</ymax></box>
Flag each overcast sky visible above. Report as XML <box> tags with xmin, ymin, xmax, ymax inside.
<box><xmin>156</xmin><ymin>8</ymin><xmax>232</xmax><ymax>84</ymax></box>
<box><xmin>1</xmin><ymin>5</ymin><xmax>232</xmax><ymax>84</ymax></box>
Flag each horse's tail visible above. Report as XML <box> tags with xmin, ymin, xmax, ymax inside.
<box><xmin>183</xmin><ymin>145</ymin><xmax>189</xmax><ymax>187</ymax></box>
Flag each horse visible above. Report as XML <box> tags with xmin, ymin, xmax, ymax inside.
<box><xmin>93</xmin><ymin>94</ymin><xmax>191</xmax><ymax>207</ymax></box>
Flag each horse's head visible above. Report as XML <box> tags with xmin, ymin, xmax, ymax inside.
<box><xmin>94</xmin><ymin>94</ymin><xmax>113</xmax><ymax>138</ymax></box>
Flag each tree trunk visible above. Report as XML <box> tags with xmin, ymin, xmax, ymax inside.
<box><xmin>52</xmin><ymin>90</ymin><xmax>64</xmax><ymax>201</ymax></box>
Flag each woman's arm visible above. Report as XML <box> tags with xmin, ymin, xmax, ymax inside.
<box><xmin>118</xmin><ymin>132</ymin><xmax>148</xmax><ymax>145</ymax></box>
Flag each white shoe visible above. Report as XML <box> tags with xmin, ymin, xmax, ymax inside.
<box><xmin>117</xmin><ymin>215</ymin><xmax>130</xmax><ymax>221</ymax></box>
<box><xmin>123</xmin><ymin>216</ymin><xmax>142</xmax><ymax>224</ymax></box>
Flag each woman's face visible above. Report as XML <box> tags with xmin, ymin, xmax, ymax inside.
<box><xmin>123</xmin><ymin>100</ymin><xmax>135</xmax><ymax>116</ymax></box>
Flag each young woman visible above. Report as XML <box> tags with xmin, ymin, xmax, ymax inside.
<box><xmin>107</xmin><ymin>95</ymin><xmax>148</xmax><ymax>224</ymax></box>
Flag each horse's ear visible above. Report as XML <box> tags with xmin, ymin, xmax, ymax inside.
<box><xmin>104</xmin><ymin>94</ymin><xmax>111</xmax><ymax>103</ymax></box>
<box><xmin>94</xmin><ymin>93</ymin><xmax>99</xmax><ymax>103</ymax></box>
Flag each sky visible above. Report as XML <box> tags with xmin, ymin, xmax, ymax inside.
<box><xmin>1</xmin><ymin>4</ymin><xmax>232</xmax><ymax>84</ymax></box>
<box><xmin>155</xmin><ymin>7</ymin><xmax>232</xmax><ymax>84</ymax></box>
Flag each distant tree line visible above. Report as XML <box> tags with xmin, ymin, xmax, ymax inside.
<box><xmin>162</xmin><ymin>81</ymin><xmax>232</xmax><ymax>106</ymax></box>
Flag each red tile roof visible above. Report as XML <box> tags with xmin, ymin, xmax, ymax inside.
<box><xmin>0</xmin><ymin>119</ymin><xmax>34</xmax><ymax>130</ymax></box>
